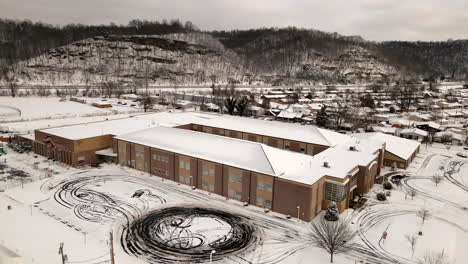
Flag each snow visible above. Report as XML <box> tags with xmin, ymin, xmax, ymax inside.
<box><xmin>194</xmin><ymin>115</ymin><xmax>332</xmax><ymax>147</ymax></box>
<box><xmin>0</xmin><ymin>97</ymin><xmax>113</xmax><ymax>121</ymax></box>
<box><xmin>354</xmin><ymin>132</ymin><xmax>420</xmax><ymax>160</ymax></box>
<box><xmin>116</xmin><ymin>126</ymin><xmax>277</xmax><ymax>176</ymax></box>
<box><xmin>0</xmin><ymin>140</ymin><xmax>467</xmax><ymax>264</ymax></box>
<box><xmin>39</xmin><ymin>112</ymin><xmax>220</xmax><ymax>140</ymax></box>
<box><xmin>117</xmin><ymin>127</ymin><xmax>382</xmax><ymax>185</ymax></box>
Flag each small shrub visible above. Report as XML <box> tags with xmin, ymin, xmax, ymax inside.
<box><xmin>383</xmin><ymin>181</ymin><xmax>393</xmax><ymax>190</ymax></box>
<box><xmin>376</xmin><ymin>192</ymin><xmax>387</xmax><ymax>201</ymax></box>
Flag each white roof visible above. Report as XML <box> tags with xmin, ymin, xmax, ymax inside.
<box><xmin>39</xmin><ymin>112</ymin><xmax>221</xmax><ymax>140</ymax></box>
<box><xmin>116</xmin><ymin>127</ymin><xmax>381</xmax><ymax>185</ymax></box>
<box><xmin>400</xmin><ymin>128</ymin><xmax>428</xmax><ymax>137</ymax></box>
<box><xmin>193</xmin><ymin>115</ymin><xmax>332</xmax><ymax>146</ymax></box>
<box><xmin>354</xmin><ymin>132</ymin><xmax>420</xmax><ymax>160</ymax></box>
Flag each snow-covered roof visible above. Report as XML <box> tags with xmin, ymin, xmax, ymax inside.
<box><xmin>39</xmin><ymin>112</ymin><xmax>221</xmax><ymax>140</ymax></box>
<box><xmin>354</xmin><ymin>132</ymin><xmax>420</xmax><ymax>160</ymax></box>
<box><xmin>116</xmin><ymin>127</ymin><xmax>380</xmax><ymax>185</ymax></box>
<box><xmin>193</xmin><ymin>115</ymin><xmax>333</xmax><ymax>146</ymax></box>
<box><xmin>400</xmin><ymin>128</ymin><xmax>428</xmax><ymax>137</ymax></box>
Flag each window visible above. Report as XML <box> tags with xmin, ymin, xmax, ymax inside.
<box><xmin>256</xmin><ymin>197</ymin><xmax>264</xmax><ymax>205</ymax></box>
<box><xmin>235</xmin><ymin>191</ymin><xmax>242</xmax><ymax>199</ymax></box>
<box><xmin>277</xmin><ymin>143</ymin><xmax>283</xmax><ymax>149</ymax></box>
<box><xmin>266</xmin><ymin>183</ymin><xmax>273</xmax><ymax>192</ymax></box>
<box><xmin>202</xmin><ymin>182</ymin><xmax>209</xmax><ymax>189</ymax></box>
<box><xmin>400</xmin><ymin>162</ymin><xmax>405</xmax><ymax>168</ymax></box>
<box><xmin>179</xmin><ymin>160</ymin><xmax>185</xmax><ymax>169</ymax></box>
<box><xmin>236</xmin><ymin>175</ymin><xmax>242</xmax><ymax>184</ymax></box>
<box><xmin>229</xmin><ymin>174</ymin><xmax>235</xmax><ymax>182</ymax></box>
<box><xmin>185</xmin><ymin>177</ymin><xmax>191</xmax><ymax>184</ymax></box>
<box><xmin>137</xmin><ymin>163</ymin><xmax>143</xmax><ymax>169</ymax></box>
<box><xmin>265</xmin><ymin>200</ymin><xmax>272</xmax><ymax>208</ymax></box>
<box><xmin>228</xmin><ymin>189</ymin><xmax>235</xmax><ymax>197</ymax></box>
<box><xmin>209</xmin><ymin>184</ymin><xmax>215</xmax><ymax>192</ymax></box>
<box><xmin>324</xmin><ymin>182</ymin><xmax>347</xmax><ymax>202</ymax></box>
<box><xmin>257</xmin><ymin>181</ymin><xmax>264</xmax><ymax>190</ymax></box>
<box><xmin>307</xmin><ymin>148</ymin><xmax>313</xmax><ymax>155</ymax></box>
<box><xmin>202</xmin><ymin>168</ymin><xmax>209</xmax><ymax>175</ymax></box>
<box><xmin>185</xmin><ymin>162</ymin><xmax>190</xmax><ymax>170</ymax></box>
<box><xmin>179</xmin><ymin>175</ymin><xmax>185</xmax><ymax>182</ymax></box>
<box><xmin>209</xmin><ymin>168</ymin><xmax>215</xmax><ymax>176</ymax></box>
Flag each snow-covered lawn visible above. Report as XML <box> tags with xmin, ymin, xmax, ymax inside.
<box><xmin>0</xmin><ymin>163</ymin><xmax>352</xmax><ymax>264</ymax></box>
<box><xmin>0</xmin><ymin>142</ymin><xmax>466</xmax><ymax>264</ymax></box>
<box><xmin>353</xmin><ymin>143</ymin><xmax>468</xmax><ymax>264</ymax></box>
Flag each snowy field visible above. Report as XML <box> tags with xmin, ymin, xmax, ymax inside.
<box><xmin>0</xmin><ymin>96</ymin><xmax>170</xmax><ymax>136</ymax></box>
<box><xmin>0</xmin><ymin>143</ymin><xmax>467</xmax><ymax>264</ymax></box>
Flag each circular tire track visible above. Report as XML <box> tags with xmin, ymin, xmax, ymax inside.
<box><xmin>121</xmin><ymin>207</ymin><xmax>260</xmax><ymax>263</ymax></box>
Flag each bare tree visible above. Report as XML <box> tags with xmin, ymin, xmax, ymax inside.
<box><xmin>418</xmin><ymin>251</ymin><xmax>451</xmax><ymax>264</ymax></box>
<box><xmin>392</xmin><ymin>81</ymin><xmax>419</xmax><ymax>112</ymax></box>
<box><xmin>309</xmin><ymin>217</ymin><xmax>356</xmax><ymax>263</ymax></box>
<box><xmin>235</xmin><ymin>96</ymin><xmax>249</xmax><ymax>116</ymax></box>
<box><xmin>416</xmin><ymin>208</ymin><xmax>431</xmax><ymax>225</ymax></box>
<box><xmin>431</xmin><ymin>174</ymin><xmax>443</xmax><ymax>187</ymax></box>
<box><xmin>406</xmin><ymin>189</ymin><xmax>417</xmax><ymax>200</ymax></box>
<box><xmin>405</xmin><ymin>234</ymin><xmax>419</xmax><ymax>258</ymax></box>
<box><xmin>139</xmin><ymin>96</ymin><xmax>155</xmax><ymax>112</ymax></box>
<box><xmin>329</xmin><ymin>99</ymin><xmax>349</xmax><ymax>130</ymax></box>
<box><xmin>224</xmin><ymin>96</ymin><xmax>238</xmax><ymax>115</ymax></box>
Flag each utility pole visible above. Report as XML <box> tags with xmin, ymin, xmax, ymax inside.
<box><xmin>109</xmin><ymin>231</ymin><xmax>115</xmax><ymax>264</ymax></box>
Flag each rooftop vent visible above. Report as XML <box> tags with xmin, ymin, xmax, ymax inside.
<box><xmin>349</xmin><ymin>146</ymin><xmax>356</xmax><ymax>151</ymax></box>
<box><xmin>323</xmin><ymin>162</ymin><xmax>330</xmax><ymax>168</ymax></box>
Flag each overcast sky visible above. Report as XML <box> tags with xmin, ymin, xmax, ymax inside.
<box><xmin>1</xmin><ymin>0</ymin><xmax>467</xmax><ymax>41</ymax></box>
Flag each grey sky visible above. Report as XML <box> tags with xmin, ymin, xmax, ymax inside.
<box><xmin>1</xmin><ymin>0</ymin><xmax>467</xmax><ymax>41</ymax></box>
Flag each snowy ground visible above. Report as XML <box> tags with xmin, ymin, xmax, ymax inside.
<box><xmin>351</xmin><ymin>143</ymin><xmax>468</xmax><ymax>264</ymax></box>
<box><xmin>0</xmin><ymin>96</ymin><xmax>169</xmax><ymax>136</ymax></box>
<box><xmin>0</xmin><ymin>142</ymin><xmax>466</xmax><ymax>264</ymax></box>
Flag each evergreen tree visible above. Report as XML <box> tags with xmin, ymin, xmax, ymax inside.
<box><xmin>324</xmin><ymin>202</ymin><xmax>339</xmax><ymax>221</ymax></box>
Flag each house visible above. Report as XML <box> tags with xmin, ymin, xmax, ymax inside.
<box><xmin>399</xmin><ymin>128</ymin><xmax>428</xmax><ymax>141</ymax></box>
<box><xmin>416</xmin><ymin>122</ymin><xmax>441</xmax><ymax>134</ymax></box>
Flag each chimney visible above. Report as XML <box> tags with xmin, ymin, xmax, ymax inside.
<box><xmin>349</xmin><ymin>146</ymin><xmax>356</xmax><ymax>151</ymax></box>
<box><xmin>323</xmin><ymin>162</ymin><xmax>329</xmax><ymax>168</ymax></box>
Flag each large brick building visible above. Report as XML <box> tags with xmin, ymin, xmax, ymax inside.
<box><xmin>115</xmin><ymin>126</ymin><xmax>383</xmax><ymax>221</ymax></box>
<box><xmin>29</xmin><ymin>112</ymin><xmax>424</xmax><ymax>221</ymax></box>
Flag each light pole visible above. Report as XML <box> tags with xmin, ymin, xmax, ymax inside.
<box><xmin>297</xmin><ymin>206</ymin><xmax>300</xmax><ymax>220</ymax></box>
<box><xmin>210</xmin><ymin>249</ymin><xmax>216</xmax><ymax>263</ymax></box>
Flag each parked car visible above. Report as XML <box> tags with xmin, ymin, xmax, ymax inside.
<box><xmin>456</xmin><ymin>152</ymin><xmax>467</xmax><ymax>158</ymax></box>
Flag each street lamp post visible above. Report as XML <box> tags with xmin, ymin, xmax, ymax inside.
<box><xmin>210</xmin><ymin>249</ymin><xmax>216</xmax><ymax>263</ymax></box>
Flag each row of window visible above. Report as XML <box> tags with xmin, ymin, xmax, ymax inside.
<box><xmin>179</xmin><ymin>175</ymin><xmax>193</xmax><ymax>185</ymax></box>
<box><xmin>179</xmin><ymin>160</ymin><xmax>191</xmax><ymax>170</ymax></box>
<box><xmin>202</xmin><ymin>167</ymin><xmax>215</xmax><ymax>176</ymax></box>
<box><xmin>256</xmin><ymin>197</ymin><xmax>272</xmax><ymax>208</ymax></box>
<box><xmin>201</xmin><ymin>182</ymin><xmax>215</xmax><ymax>192</ymax></box>
<box><xmin>118</xmin><ymin>146</ymin><xmax>126</xmax><ymax>153</ymax></box>
<box><xmin>257</xmin><ymin>181</ymin><xmax>273</xmax><ymax>192</ymax></box>
<box><xmin>228</xmin><ymin>189</ymin><xmax>242</xmax><ymax>200</ymax></box>
<box><xmin>228</xmin><ymin>173</ymin><xmax>242</xmax><ymax>184</ymax></box>
<box><xmin>135</xmin><ymin>150</ymin><xmax>145</xmax><ymax>157</ymax></box>
<box><xmin>324</xmin><ymin>182</ymin><xmax>347</xmax><ymax>202</ymax></box>
<box><xmin>153</xmin><ymin>155</ymin><xmax>169</xmax><ymax>163</ymax></box>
